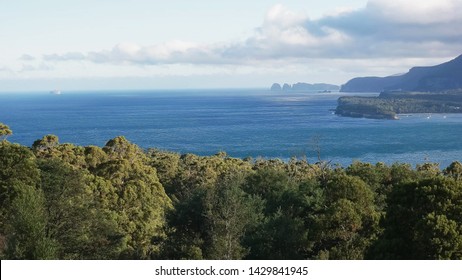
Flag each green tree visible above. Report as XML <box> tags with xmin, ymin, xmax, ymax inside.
<box><xmin>96</xmin><ymin>136</ymin><xmax>171</xmax><ymax>259</ymax></box>
<box><xmin>369</xmin><ymin>177</ymin><xmax>462</xmax><ymax>259</ymax></box>
<box><xmin>444</xmin><ymin>161</ymin><xmax>462</xmax><ymax>180</ymax></box>
<box><xmin>389</xmin><ymin>162</ymin><xmax>417</xmax><ymax>186</ymax></box>
<box><xmin>38</xmin><ymin>158</ymin><xmax>123</xmax><ymax>259</ymax></box>
<box><xmin>245</xmin><ymin>209</ymin><xmax>309</xmax><ymax>259</ymax></box>
<box><xmin>147</xmin><ymin>149</ymin><xmax>180</xmax><ymax>193</ymax></box>
<box><xmin>161</xmin><ymin>170</ymin><xmax>262</xmax><ymax>260</ymax></box>
<box><xmin>203</xmin><ymin>172</ymin><xmax>263</xmax><ymax>259</ymax></box>
<box><xmin>163</xmin><ymin>152</ymin><xmax>252</xmax><ymax>202</ymax></box>
<box><xmin>243</xmin><ymin>168</ymin><xmax>315</xmax><ymax>259</ymax></box>
<box><xmin>32</xmin><ymin>136</ymin><xmax>87</xmax><ymax>168</ymax></box>
<box><xmin>84</xmin><ymin>145</ymin><xmax>108</xmax><ymax>170</ymax></box>
<box><xmin>0</xmin><ymin>123</ymin><xmax>12</xmax><ymax>141</ymax></box>
<box><xmin>0</xmin><ymin>141</ymin><xmax>40</xmax><ymax>246</ymax></box>
<box><xmin>5</xmin><ymin>186</ymin><xmax>58</xmax><ymax>259</ymax></box>
<box><xmin>32</xmin><ymin>134</ymin><xmax>59</xmax><ymax>153</ymax></box>
<box><xmin>0</xmin><ymin>142</ymin><xmax>40</xmax><ymax>203</ymax></box>
<box><xmin>244</xmin><ymin>167</ymin><xmax>295</xmax><ymax>214</ymax></box>
<box><xmin>346</xmin><ymin>161</ymin><xmax>391</xmax><ymax>212</ymax></box>
<box><xmin>160</xmin><ymin>187</ymin><xmax>207</xmax><ymax>259</ymax></box>
<box><xmin>416</xmin><ymin>162</ymin><xmax>441</xmax><ymax>178</ymax></box>
<box><xmin>315</xmin><ymin>172</ymin><xmax>380</xmax><ymax>259</ymax></box>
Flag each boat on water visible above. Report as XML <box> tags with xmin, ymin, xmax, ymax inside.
<box><xmin>50</xmin><ymin>90</ymin><xmax>62</xmax><ymax>95</ymax></box>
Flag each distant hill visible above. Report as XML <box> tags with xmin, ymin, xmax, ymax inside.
<box><xmin>341</xmin><ymin>54</ymin><xmax>462</xmax><ymax>92</ymax></box>
<box><xmin>271</xmin><ymin>82</ymin><xmax>339</xmax><ymax>92</ymax></box>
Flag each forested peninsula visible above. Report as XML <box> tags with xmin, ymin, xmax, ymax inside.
<box><xmin>335</xmin><ymin>89</ymin><xmax>462</xmax><ymax>120</ymax></box>
<box><xmin>1</xmin><ymin>123</ymin><xmax>462</xmax><ymax>260</ymax></box>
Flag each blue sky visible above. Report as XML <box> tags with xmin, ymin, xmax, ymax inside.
<box><xmin>1</xmin><ymin>0</ymin><xmax>461</xmax><ymax>90</ymax></box>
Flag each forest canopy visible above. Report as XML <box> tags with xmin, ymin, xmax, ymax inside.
<box><xmin>1</xmin><ymin>122</ymin><xmax>462</xmax><ymax>260</ymax></box>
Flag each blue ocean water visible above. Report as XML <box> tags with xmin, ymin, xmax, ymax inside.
<box><xmin>1</xmin><ymin>89</ymin><xmax>462</xmax><ymax>167</ymax></box>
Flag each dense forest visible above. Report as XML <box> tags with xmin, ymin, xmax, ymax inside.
<box><xmin>1</xmin><ymin>122</ymin><xmax>462</xmax><ymax>260</ymax></box>
<box><xmin>336</xmin><ymin>89</ymin><xmax>462</xmax><ymax>119</ymax></box>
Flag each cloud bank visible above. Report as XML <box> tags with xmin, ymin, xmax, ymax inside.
<box><xmin>41</xmin><ymin>0</ymin><xmax>462</xmax><ymax>67</ymax></box>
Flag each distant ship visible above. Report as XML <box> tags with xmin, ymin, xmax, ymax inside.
<box><xmin>50</xmin><ymin>90</ymin><xmax>62</xmax><ymax>95</ymax></box>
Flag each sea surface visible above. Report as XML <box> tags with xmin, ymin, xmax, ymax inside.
<box><xmin>1</xmin><ymin>89</ymin><xmax>462</xmax><ymax>167</ymax></box>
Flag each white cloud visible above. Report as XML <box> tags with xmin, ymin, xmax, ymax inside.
<box><xmin>369</xmin><ymin>0</ymin><xmax>462</xmax><ymax>24</ymax></box>
<box><xmin>250</xmin><ymin>4</ymin><xmax>348</xmax><ymax>53</ymax></box>
<box><xmin>84</xmin><ymin>41</ymin><xmax>228</xmax><ymax>65</ymax></box>
<box><xmin>38</xmin><ymin>1</ymin><xmax>462</xmax><ymax>69</ymax></box>
<box><xmin>264</xmin><ymin>4</ymin><xmax>308</xmax><ymax>28</ymax></box>
<box><xmin>310</xmin><ymin>0</ymin><xmax>462</xmax><ymax>58</ymax></box>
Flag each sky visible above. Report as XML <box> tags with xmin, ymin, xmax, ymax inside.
<box><xmin>1</xmin><ymin>0</ymin><xmax>461</xmax><ymax>91</ymax></box>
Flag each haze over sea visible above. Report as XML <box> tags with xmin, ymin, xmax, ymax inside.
<box><xmin>1</xmin><ymin>89</ymin><xmax>461</xmax><ymax>168</ymax></box>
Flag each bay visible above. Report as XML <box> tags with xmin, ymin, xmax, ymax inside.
<box><xmin>1</xmin><ymin>89</ymin><xmax>461</xmax><ymax>167</ymax></box>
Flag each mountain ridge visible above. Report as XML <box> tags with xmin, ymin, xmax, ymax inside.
<box><xmin>341</xmin><ymin>54</ymin><xmax>462</xmax><ymax>92</ymax></box>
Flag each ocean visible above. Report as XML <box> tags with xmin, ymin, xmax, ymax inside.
<box><xmin>1</xmin><ymin>89</ymin><xmax>462</xmax><ymax>168</ymax></box>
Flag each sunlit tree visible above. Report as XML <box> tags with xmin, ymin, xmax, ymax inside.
<box><xmin>0</xmin><ymin>123</ymin><xmax>12</xmax><ymax>142</ymax></box>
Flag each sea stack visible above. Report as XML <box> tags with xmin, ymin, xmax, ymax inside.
<box><xmin>282</xmin><ymin>83</ymin><xmax>292</xmax><ymax>91</ymax></box>
<box><xmin>270</xmin><ymin>83</ymin><xmax>282</xmax><ymax>91</ymax></box>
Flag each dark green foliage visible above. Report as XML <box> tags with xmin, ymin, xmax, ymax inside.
<box><xmin>160</xmin><ymin>170</ymin><xmax>262</xmax><ymax>260</ymax></box>
<box><xmin>0</xmin><ymin>142</ymin><xmax>40</xmax><ymax>205</ymax></box>
<box><xmin>444</xmin><ymin>161</ymin><xmax>462</xmax><ymax>180</ymax></box>
<box><xmin>38</xmin><ymin>159</ymin><xmax>123</xmax><ymax>259</ymax></box>
<box><xmin>5</xmin><ymin>186</ymin><xmax>58</xmax><ymax>259</ymax></box>
<box><xmin>147</xmin><ymin>149</ymin><xmax>181</xmax><ymax>192</ymax></box>
<box><xmin>246</xmin><ymin>209</ymin><xmax>308</xmax><ymax>259</ymax></box>
<box><xmin>160</xmin><ymin>188</ymin><xmax>207</xmax><ymax>259</ymax></box>
<box><xmin>346</xmin><ymin>161</ymin><xmax>391</xmax><ymax>211</ymax></box>
<box><xmin>244</xmin><ymin>167</ymin><xmax>293</xmax><ymax>211</ymax></box>
<box><xmin>95</xmin><ymin>136</ymin><xmax>172</xmax><ymax>259</ymax></box>
<box><xmin>1</xmin><ymin>134</ymin><xmax>174</xmax><ymax>259</ymax></box>
<box><xmin>1</xmin><ymin>124</ymin><xmax>462</xmax><ymax>260</ymax></box>
<box><xmin>203</xmin><ymin>173</ymin><xmax>263</xmax><ymax>259</ymax></box>
<box><xmin>243</xmin><ymin>168</ymin><xmax>316</xmax><ymax>259</ymax></box>
<box><xmin>369</xmin><ymin>176</ymin><xmax>462</xmax><ymax>259</ymax></box>
<box><xmin>314</xmin><ymin>172</ymin><xmax>380</xmax><ymax>259</ymax></box>
<box><xmin>0</xmin><ymin>141</ymin><xmax>41</xmax><ymax>248</ymax></box>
